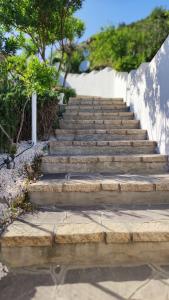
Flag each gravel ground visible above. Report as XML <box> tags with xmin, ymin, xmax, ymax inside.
<box><xmin>0</xmin><ymin>263</ymin><xmax>8</xmax><ymax>280</ymax></box>
<box><xmin>0</xmin><ymin>141</ymin><xmax>46</xmax><ymax>222</ymax></box>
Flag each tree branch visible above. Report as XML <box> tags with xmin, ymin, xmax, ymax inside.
<box><xmin>16</xmin><ymin>97</ymin><xmax>30</xmax><ymax>144</ymax></box>
<box><xmin>0</xmin><ymin>124</ymin><xmax>13</xmax><ymax>144</ymax></box>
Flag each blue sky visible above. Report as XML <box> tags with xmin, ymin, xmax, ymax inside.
<box><xmin>75</xmin><ymin>0</ymin><xmax>169</xmax><ymax>41</ymax></box>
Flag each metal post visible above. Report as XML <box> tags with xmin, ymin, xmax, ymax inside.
<box><xmin>32</xmin><ymin>92</ymin><xmax>37</xmax><ymax>145</ymax></box>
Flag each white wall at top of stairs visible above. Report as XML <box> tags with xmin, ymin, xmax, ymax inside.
<box><xmin>61</xmin><ymin>35</ymin><xmax>169</xmax><ymax>155</ymax></box>
<box><xmin>61</xmin><ymin>67</ymin><xmax>128</xmax><ymax>99</ymax></box>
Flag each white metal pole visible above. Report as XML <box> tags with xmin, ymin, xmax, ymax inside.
<box><xmin>32</xmin><ymin>92</ymin><xmax>37</xmax><ymax>145</ymax></box>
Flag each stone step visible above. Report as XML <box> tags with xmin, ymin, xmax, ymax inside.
<box><xmin>63</xmin><ymin>112</ymin><xmax>134</xmax><ymax>120</ymax></box>
<box><xmin>69</xmin><ymin>97</ymin><xmax>124</xmax><ymax>105</ymax></box>
<box><xmin>41</xmin><ymin>154</ymin><xmax>169</xmax><ymax>175</ymax></box>
<box><xmin>29</xmin><ymin>173</ymin><xmax>169</xmax><ymax>207</ymax></box>
<box><xmin>55</xmin><ymin>129</ymin><xmax>147</xmax><ymax>141</ymax></box>
<box><xmin>2</xmin><ymin>206</ymin><xmax>169</xmax><ymax>267</ymax></box>
<box><xmin>70</xmin><ymin>96</ymin><xmax>123</xmax><ymax>99</ymax></box>
<box><xmin>60</xmin><ymin>120</ymin><xmax>140</xmax><ymax>130</ymax></box>
<box><xmin>66</xmin><ymin>107</ymin><xmax>129</xmax><ymax>113</ymax></box>
<box><xmin>68</xmin><ymin>101</ymin><xmax>125</xmax><ymax>107</ymax></box>
<box><xmin>49</xmin><ymin>140</ymin><xmax>156</xmax><ymax>156</ymax></box>
<box><xmin>66</xmin><ymin>104</ymin><xmax>127</xmax><ymax>111</ymax></box>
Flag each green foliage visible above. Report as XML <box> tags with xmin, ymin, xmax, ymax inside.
<box><xmin>0</xmin><ymin>0</ymin><xmax>84</xmax><ymax>151</ymax></box>
<box><xmin>51</xmin><ymin>17</ymin><xmax>85</xmax><ymax>74</ymax></box>
<box><xmin>11</xmin><ymin>193</ymin><xmax>33</xmax><ymax>214</ymax></box>
<box><xmin>3</xmin><ymin>54</ymin><xmax>59</xmax><ymax>96</ymax></box>
<box><xmin>0</xmin><ymin>84</ymin><xmax>60</xmax><ymax>151</ymax></box>
<box><xmin>0</xmin><ymin>0</ymin><xmax>84</xmax><ymax>61</ymax></box>
<box><xmin>0</xmin><ymin>81</ymin><xmax>28</xmax><ymax>151</ymax></box>
<box><xmin>89</xmin><ymin>7</ymin><xmax>169</xmax><ymax>72</ymax></box>
<box><xmin>0</xmin><ymin>27</ymin><xmax>22</xmax><ymax>58</ymax></box>
<box><xmin>63</xmin><ymin>17</ymin><xmax>85</xmax><ymax>41</ymax></box>
<box><xmin>61</xmin><ymin>87</ymin><xmax>76</xmax><ymax>104</ymax></box>
<box><xmin>0</xmin><ymin>52</ymin><xmax>60</xmax><ymax>151</ymax></box>
<box><xmin>24</xmin><ymin>56</ymin><xmax>59</xmax><ymax>95</ymax></box>
<box><xmin>25</xmin><ymin>155</ymin><xmax>42</xmax><ymax>181</ymax></box>
<box><xmin>68</xmin><ymin>49</ymin><xmax>84</xmax><ymax>73</ymax></box>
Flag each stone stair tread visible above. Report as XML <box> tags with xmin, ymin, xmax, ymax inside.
<box><xmin>28</xmin><ymin>173</ymin><xmax>169</xmax><ymax>193</ymax></box>
<box><xmin>67</xmin><ymin>102</ymin><xmax>126</xmax><ymax>106</ymax></box>
<box><xmin>54</xmin><ymin>129</ymin><xmax>147</xmax><ymax>141</ymax></box>
<box><xmin>49</xmin><ymin>140</ymin><xmax>156</xmax><ymax>155</ymax></box>
<box><xmin>63</xmin><ymin>112</ymin><xmax>134</xmax><ymax>120</ymax></box>
<box><xmin>68</xmin><ymin>103</ymin><xmax>126</xmax><ymax>107</ymax></box>
<box><xmin>55</xmin><ymin>129</ymin><xmax>147</xmax><ymax>135</ymax></box>
<box><xmin>64</xmin><ymin>112</ymin><xmax>132</xmax><ymax>115</ymax></box>
<box><xmin>2</xmin><ymin>206</ymin><xmax>169</xmax><ymax>247</ymax></box>
<box><xmin>60</xmin><ymin>120</ymin><xmax>140</xmax><ymax>130</ymax></box>
<box><xmin>41</xmin><ymin>154</ymin><xmax>168</xmax><ymax>175</ymax></box>
<box><xmin>49</xmin><ymin>140</ymin><xmax>156</xmax><ymax>147</ymax></box>
<box><xmin>61</xmin><ymin>120</ymin><xmax>137</xmax><ymax>124</ymax></box>
<box><xmin>66</xmin><ymin>108</ymin><xmax>129</xmax><ymax>112</ymax></box>
<box><xmin>70</xmin><ymin>96</ymin><xmax>124</xmax><ymax>100</ymax></box>
<box><xmin>42</xmin><ymin>154</ymin><xmax>168</xmax><ymax>162</ymax></box>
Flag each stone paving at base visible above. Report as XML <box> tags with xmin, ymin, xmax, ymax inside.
<box><xmin>1</xmin><ymin>263</ymin><xmax>169</xmax><ymax>300</ymax></box>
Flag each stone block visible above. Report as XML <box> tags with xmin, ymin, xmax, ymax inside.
<box><xmin>1</xmin><ymin>223</ymin><xmax>54</xmax><ymax>247</ymax></box>
<box><xmin>55</xmin><ymin>223</ymin><xmax>105</xmax><ymax>244</ymax></box>
<box><xmin>101</xmin><ymin>180</ymin><xmax>119</xmax><ymax>191</ymax></box>
<box><xmin>63</xmin><ymin>181</ymin><xmax>101</xmax><ymax>192</ymax></box>
<box><xmin>103</xmin><ymin>222</ymin><xmax>131</xmax><ymax>243</ymax></box>
<box><xmin>132</xmin><ymin>221</ymin><xmax>169</xmax><ymax>242</ymax></box>
<box><xmin>120</xmin><ymin>183</ymin><xmax>154</xmax><ymax>192</ymax></box>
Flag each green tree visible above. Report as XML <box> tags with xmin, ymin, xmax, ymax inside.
<box><xmin>0</xmin><ymin>0</ymin><xmax>84</xmax><ymax>150</ymax></box>
<box><xmin>89</xmin><ymin>7</ymin><xmax>169</xmax><ymax>72</ymax></box>
<box><xmin>54</xmin><ymin>18</ymin><xmax>85</xmax><ymax>85</ymax></box>
<box><xmin>0</xmin><ymin>0</ymin><xmax>84</xmax><ymax>61</ymax></box>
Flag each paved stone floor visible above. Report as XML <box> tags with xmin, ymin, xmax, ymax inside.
<box><xmin>1</xmin><ymin>263</ymin><xmax>169</xmax><ymax>299</ymax></box>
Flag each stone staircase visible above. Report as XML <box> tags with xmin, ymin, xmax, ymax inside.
<box><xmin>1</xmin><ymin>96</ymin><xmax>169</xmax><ymax>269</ymax></box>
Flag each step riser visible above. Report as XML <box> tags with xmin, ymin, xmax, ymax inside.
<box><xmin>41</xmin><ymin>161</ymin><xmax>168</xmax><ymax>175</ymax></box>
<box><xmin>66</xmin><ymin>108</ymin><xmax>129</xmax><ymax>113</ymax></box>
<box><xmin>55</xmin><ymin>129</ymin><xmax>147</xmax><ymax>134</ymax></box>
<box><xmin>60</xmin><ymin>124</ymin><xmax>139</xmax><ymax>130</ymax></box>
<box><xmin>69</xmin><ymin>100</ymin><xmax>124</xmax><ymax>105</ymax></box>
<box><xmin>65</xmin><ymin>112</ymin><xmax>131</xmax><ymax>116</ymax></box>
<box><xmin>63</xmin><ymin>115</ymin><xmax>134</xmax><ymax>120</ymax></box>
<box><xmin>66</xmin><ymin>104</ymin><xmax>127</xmax><ymax>112</ymax></box>
<box><xmin>60</xmin><ymin>119</ymin><xmax>138</xmax><ymax>124</ymax></box>
<box><xmin>70</xmin><ymin>96</ymin><xmax>123</xmax><ymax>100</ymax></box>
<box><xmin>69</xmin><ymin>101</ymin><xmax>124</xmax><ymax>106</ymax></box>
<box><xmin>2</xmin><ymin>242</ymin><xmax>169</xmax><ymax>268</ymax></box>
<box><xmin>29</xmin><ymin>190</ymin><xmax>169</xmax><ymax>207</ymax></box>
<box><xmin>55</xmin><ymin>134</ymin><xmax>147</xmax><ymax>141</ymax></box>
<box><xmin>49</xmin><ymin>146</ymin><xmax>155</xmax><ymax>156</ymax></box>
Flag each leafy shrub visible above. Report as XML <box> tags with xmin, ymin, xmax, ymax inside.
<box><xmin>60</xmin><ymin>87</ymin><xmax>76</xmax><ymax>104</ymax></box>
<box><xmin>0</xmin><ymin>53</ymin><xmax>61</xmax><ymax>152</ymax></box>
<box><xmin>89</xmin><ymin>7</ymin><xmax>169</xmax><ymax>72</ymax></box>
<box><xmin>0</xmin><ymin>89</ymin><xmax>60</xmax><ymax>152</ymax></box>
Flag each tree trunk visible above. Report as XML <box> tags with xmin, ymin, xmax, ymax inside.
<box><xmin>63</xmin><ymin>68</ymin><xmax>69</xmax><ymax>87</ymax></box>
<box><xmin>16</xmin><ymin>97</ymin><xmax>30</xmax><ymax>144</ymax></box>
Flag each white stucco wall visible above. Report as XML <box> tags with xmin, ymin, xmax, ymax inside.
<box><xmin>64</xmin><ymin>67</ymin><xmax>128</xmax><ymax>99</ymax></box>
<box><xmin>63</xmin><ymin>35</ymin><xmax>169</xmax><ymax>154</ymax></box>
<box><xmin>127</xmin><ymin>36</ymin><xmax>169</xmax><ymax>154</ymax></box>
